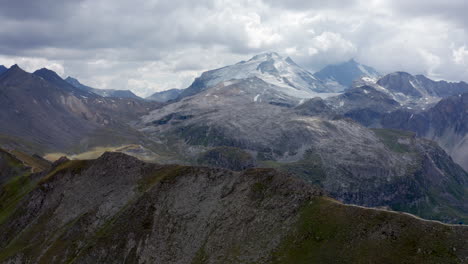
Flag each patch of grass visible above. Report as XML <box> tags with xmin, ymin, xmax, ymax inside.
<box><xmin>270</xmin><ymin>197</ymin><xmax>463</xmax><ymax>264</ymax></box>
<box><xmin>192</xmin><ymin>244</ymin><xmax>209</xmax><ymax>264</ymax></box>
<box><xmin>39</xmin><ymin>160</ymin><xmax>91</xmax><ymax>185</ymax></box>
<box><xmin>9</xmin><ymin>150</ymin><xmax>50</xmax><ymax>173</ymax></box>
<box><xmin>258</xmin><ymin>150</ymin><xmax>326</xmax><ymax>186</ymax></box>
<box><xmin>137</xmin><ymin>165</ymin><xmax>190</xmax><ymax>192</ymax></box>
<box><xmin>0</xmin><ymin>173</ymin><xmax>35</xmax><ymax>225</ymax></box>
<box><xmin>372</xmin><ymin>128</ymin><xmax>414</xmax><ymax>153</ymax></box>
<box><xmin>197</xmin><ymin>146</ymin><xmax>254</xmax><ymax>171</ymax></box>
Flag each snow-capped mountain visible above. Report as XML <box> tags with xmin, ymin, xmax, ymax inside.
<box><xmin>313</xmin><ymin>59</ymin><xmax>380</xmax><ymax>91</ymax></box>
<box><xmin>179</xmin><ymin>52</ymin><xmax>339</xmax><ymax>100</ymax></box>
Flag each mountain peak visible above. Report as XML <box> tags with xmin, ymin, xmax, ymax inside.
<box><xmin>8</xmin><ymin>64</ymin><xmax>25</xmax><ymax>73</ymax></box>
<box><xmin>0</xmin><ymin>64</ymin><xmax>29</xmax><ymax>80</ymax></box>
<box><xmin>314</xmin><ymin>59</ymin><xmax>380</xmax><ymax>90</ymax></box>
<box><xmin>248</xmin><ymin>52</ymin><xmax>282</xmax><ymax>62</ymax></box>
<box><xmin>34</xmin><ymin>68</ymin><xmax>68</xmax><ymax>84</ymax></box>
<box><xmin>65</xmin><ymin>76</ymin><xmax>82</xmax><ymax>86</ymax></box>
<box><xmin>34</xmin><ymin>67</ymin><xmax>61</xmax><ymax>78</ymax></box>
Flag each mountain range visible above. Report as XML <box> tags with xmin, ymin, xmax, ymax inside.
<box><xmin>136</xmin><ymin>54</ymin><xmax>468</xmax><ymax>223</ymax></box>
<box><xmin>65</xmin><ymin>76</ymin><xmax>141</xmax><ymax>99</ymax></box>
<box><xmin>0</xmin><ymin>65</ymin><xmax>159</xmax><ymax>153</ymax></box>
<box><xmin>1</xmin><ymin>53</ymin><xmax>468</xmax><ymax>262</ymax></box>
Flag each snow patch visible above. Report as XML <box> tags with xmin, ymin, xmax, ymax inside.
<box><xmin>358</xmin><ymin>64</ymin><xmax>372</xmax><ymax>77</ymax></box>
<box><xmin>254</xmin><ymin>94</ymin><xmax>260</xmax><ymax>102</ymax></box>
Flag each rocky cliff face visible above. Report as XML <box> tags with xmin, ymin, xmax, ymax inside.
<box><xmin>0</xmin><ymin>152</ymin><xmax>466</xmax><ymax>264</ymax></box>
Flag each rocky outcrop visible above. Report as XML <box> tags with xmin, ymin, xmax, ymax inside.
<box><xmin>0</xmin><ymin>152</ymin><xmax>466</xmax><ymax>263</ymax></box>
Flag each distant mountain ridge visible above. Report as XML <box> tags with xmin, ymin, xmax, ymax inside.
<box><xmin>65</xmin><ymin>76</ymin><xmax>141</xmax><ymax>99</ymax></box>
<box><xmin>146</xmin><ymin>88</ymin><xmax>183</xmax><ymax>103</ymax></box>
<box><xmin>0</xmin><ymin>65</ymin><xmax>159</xmax><ymax>153</ymax></box>
<box><xmin>377</xmin><ymin>72</ymin><xmax>468</xmax><ymax>103</ymax></box>
<box><xmin>314</xmin><ymin>59</ymin><xmax>380</xmax><ymax>90</ymax></box>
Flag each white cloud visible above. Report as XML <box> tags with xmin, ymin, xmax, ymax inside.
<box><xmin>0</xmin><ymin>55</ymin><xmax>64</xmax><ymax>76</ymax></box>
<box><xmin>1</xmin><ymin>0</ymin><xmax>468</xmax><ymax>95</ymax></box>
<box><xmin>453</xmin><ymin>46</ymin><xmax>468</xmax><ymax>65</ymax></box>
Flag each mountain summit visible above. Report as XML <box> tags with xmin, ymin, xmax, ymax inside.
<box><xmin>179</xmin><ymin>52</ymin><xmax>338</xmax><ymax>100</ymax></box>
<box><xmin>314</xmin><ymin>59</ymin><xmax>380</xmax><ymax>90</ymax></box>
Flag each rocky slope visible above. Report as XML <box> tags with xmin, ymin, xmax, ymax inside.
<box><xmin>325</xmin><ymin>85</ymin><xmax>401</xmax><ymax>126</ymax></box>
<box><xmin>0</xmin><ymin>152</ymin><xmax>466</xmax><ymax>264</ymax></box>
<box><xmin>0</xmin><ymin>65</ymin><xmax>160</xmax><ymax>153</ymax></box>
<box><xmin>138</xmin><ymin>77</ymin><xmax>468</xmax><ymax>223</ymax></box>
<box><xmin>382</xmin><ymin>93</ymin><xmax>468</xmax><ymax>171</ymax></box>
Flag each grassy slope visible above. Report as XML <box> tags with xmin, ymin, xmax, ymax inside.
<box><xmin>271</xmin><ymin>197</ymin><xmax>467</xmax><ymax>264</ymax></box>
<box><xmin>0</xmin><ymin>156</ymin><xmax>466</xmax><ymax>263</ymax></box>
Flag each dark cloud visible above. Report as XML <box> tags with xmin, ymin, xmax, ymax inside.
<box><xmin>389</xmin><ymin>0</ymin><xmax>468</xmax><ymax>27</ymax></box>
<box><xmin>0</xmin><ymin>0</ymin><xmax>83</xmax><ymax>20</ymax></box>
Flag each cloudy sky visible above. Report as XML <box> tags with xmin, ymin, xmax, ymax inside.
<box><xmin>0</xmin><ymin>0</ymin><xmax>467</xmax><ymax>97</ymax></box>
